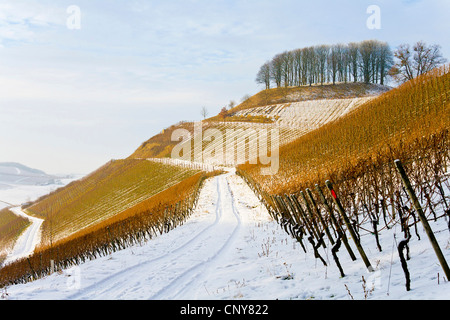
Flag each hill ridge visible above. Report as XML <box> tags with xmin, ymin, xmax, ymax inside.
<box><xmin>130</xmin><ymin>83</ymin><xmax>390</xmax><ymax>161</ymax></box>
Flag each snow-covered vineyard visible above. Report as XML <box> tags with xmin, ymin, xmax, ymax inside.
<box><xmin>2</xmin><ymin>170</ymin><xmax>449</xmax><ymax>300</ymax></box>
<box><xmin>170</xmin><ymin>97</ymin><xmax>374</xmax><ymax>168</ymax></box>
<box><xmin>231</xmin><ymin>97</ymin><xmax>372</xmax><ymax>129</ymax></box>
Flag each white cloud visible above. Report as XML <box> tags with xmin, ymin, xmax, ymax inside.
<box><xmin>0</xmin><ymin>1</ymin><xmax>65</xmax><ymax>44</ymax></box>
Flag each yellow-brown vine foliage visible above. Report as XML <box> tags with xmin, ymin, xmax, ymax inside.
<box><xmin>0</xmin><ymin>208</ymin><xmax>31</xmax><ymax>263</ymax></box>
<box><xmin>239</xmin><ymin>65</ymin><xmax>450</xmax><ymax>195</ymax></box>
<box><xmin>129</xmin><ymin>121</ymin><xmax>195</xmax><ymax>159</ymax></box>
<box><xmin>129</xmin><ymin>121</ymin><xmax>222</xmax><ymax>160</ymax></box>
<box><xmin>37</xmin><ymin>171</ymin><xmax>208</xmax><ymax>253</ymax></box>
<box><xmin>27</xmin><ymin>159</ymin><xmax>200</xmax><ymax>244</ymax></box>
<box><xmin>0</xmin><ymin>171</ymin><xmax>218</xmax><ymax>287</ymax></box>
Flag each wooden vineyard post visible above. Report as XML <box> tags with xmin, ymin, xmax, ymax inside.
<box><xmin>27</xmin><ymin>258</ymin><xmax>38</xmax><ymax>280</ymax></box>
<box><xmin>394</xmin><ymin>160</ymin><xmax>450</xmax><ymax>280</ymax></box>
<box><xmin>275</xmin><ymin>195</ymin><xmax>289</xmax><ymax>220</ymax></box>
<box><xmin>290</xmin><ymin>195</ymin><xmax>316</xmax><ymax>241</ymax></box>
<box><xmin>306</xmin><ymin>188</ymin><xmax>335</xmax><ymax>245</ymax></box>
<box><xmin>325</xmin><ymin>180</ymin><xmax>374</xmax><ymax>272</ymax></box>
<box><xmin>284</xmin><ymin>195</ymin><xmax>301</xmax><ymax>226</ymax></box>
<box><xmin>270</xmin><ymin>195</ymin><xmax>281</xmax><ymax>222</ymax></box>
<box><xmin>264</xmin><ymin>193</ymin><xmax>278</xmax><ymax>221</ymax></box>
<box><xmin>300</xmin><ymin>191</ymin><xmax>324</xmax><ymax>247</ymax></box>
<box><xmin>315</xmin><ymin>184</ymin><xmax>357</xmax><ymax>261</ymax></box>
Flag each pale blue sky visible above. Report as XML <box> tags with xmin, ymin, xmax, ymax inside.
<box><xmin>0</xmin><ymin>0</ymin><xmax>449</xmax><ymax>174</ymax></box>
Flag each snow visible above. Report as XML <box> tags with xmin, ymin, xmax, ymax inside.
<box><xmin>232</xmin><ymin>97</ymin><xmax>372</xmax><ymax>129</ymax></box>
<box><xmin>145</xmin><ymin>157</ymin><xmax>221</xmax><ymax>173</ymax></box>
<box><xmin>0</xmin><ymin>177</ymin><xmax>81</xmax><ymax>266</ymax></box>
<box><xmin>0</xmin><ymin>179</ymin><xmax>77</xmax><ymax>207</ymax></box>
<box><xmin>2</xmin><ymin>170</ymin><xmax>449</xmax><ymax>300</ymax></box>
<box><xmin>0</xmin><ymin>162</ymin><xmax>61</xmax><ymax>186</ymax></box>
<box><xmin>2</xmin><ymin>207</ymin><xmax>44</xmax><ymax>266</ymax></box>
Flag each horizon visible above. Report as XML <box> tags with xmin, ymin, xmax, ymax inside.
<box><xmin>1</xmin><ymin>0</ymin><xmax>449</xmax><ymax>175</ymax></box>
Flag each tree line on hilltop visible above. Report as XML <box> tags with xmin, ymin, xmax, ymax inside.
<box><xmin>256</xmin><ymin>40</ymin><xmax>446</xmax><ymax>89</ymax></box>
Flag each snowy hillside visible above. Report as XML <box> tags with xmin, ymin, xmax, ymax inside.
<box><xmin>129</xmin><ymin>89</ymin><xmax>382</xmax><ymax>162</ymax></box>
<box><xmin>0</xmin><ymin>176</ymin><xmax>81</xmax><ymax>269</ymax></box>
<box><xmin>1</xmin><ymin>81</ymin><xmax>448</xmax><ymax>303</ymax></box>
<box><xmin>0</xmin><ymin>162</ymin><xmax>63</xmax><ymax>188</ymax></box>
<box><xmin>163</xmin><ymin>97</ymin><xmax>376</xmax><ymax>169</ymax></box>
<box><xmin>231</xmin><ymin>97</ymin><xmax>372</xmax><ymax>129</ymax></box>
<box><xmin>3</xmin><ymin>171</ymin><xmax>449</xmax><ymax>300</ymax></box>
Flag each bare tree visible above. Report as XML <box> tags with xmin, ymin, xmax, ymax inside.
<box><xmin>256</xmin><ymin>39</ymin><xmax>396</xmax><ymax>88</ymax></box>
<box><xmin>300</xmin><ymin>47</ymin><xmax>309</xmax><ymax>86</ymax></box>
<box><xmin>390</xmin><ymin>43</ymin><xmax>414</xmax><ymax>83</ymax></box>
<box><xmin>219</xmin><ymin>107</ymin><xmax>228</xmax><ymax>120</ymax></box>
<box><xmin>270</xmin><ymin>54</ymin><xmax>284</xmax><ymax>88</ymax></box>
<box><xmin>390</xmin><ymin>41</ymin><xmax>447</xmax><ymax>83</ymax></box>
<box><xmin>359</xmin><ymin>40</ymin><xmax>376</xmax><ymax>84</ymax></box>
<box><xmin>286</xmin><ymin>51</ymin><xmax>295</xmax><ymax>87</ymax></box>
<box><xmin>256</xmin><ymin>61</ymin><xmax>271</xmax><ymax>90</ymax></box>
<box><xmin>413</xmin><ymin>41</ymin><xmax>447</xmax><ymax>76</ymax></box>
<box><xmin>329</xmin><ymin>44</ymin><xmax>340</xmax><ymax>85</ymax></box>
<box><xmin>269</xmin><ymin>51</ymin><xmax>295</xmax><ymax>88</ymax></box>
<box><xmin>305</xmin><ymin>46</ymin><xmax>316</xmax><ymax>86</ymax></box>
<box><xmin>336</xmin><ymin>44</ymin><xmax>348</xmax><ymax>83</ymax></box>
<box><xmin>293</xmin><ymin>48</ymin><xmax>303</xmax><ymax>86</ymax></box>
<box><xmin>316</xmin><ymin>45</ymin><xmax>329</xmax><ymax>85</ymax></box>
<box><xmin>348</xmin><ymin>42</ymin><xmax>360</xmax><ymax>83</ymax></box>
<box><xmin>377</xmin><ymin>42</ymin><xmax>393</xmax><ymax>85</ymax></box>
<box><xmin>201</xmin><ymin>106</ymin><xmax>209</xmax><ymax>120</ymax></box>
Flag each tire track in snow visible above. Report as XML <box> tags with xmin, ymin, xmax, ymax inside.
<box><xmin>148</xmin><ymin>173</ymin><xmax>242</xmax><ymax>300</ymax></box>
<box><xmin>67</xmin><ymin>176</ymin><xmax>223</xmax><ymax>299</ymax></box>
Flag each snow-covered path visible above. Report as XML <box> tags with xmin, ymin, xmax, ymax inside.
<box><xmin>3</xmin><ymin>171</ymin><xmax>450</xmax><ymax>300</ymax></box>
<box><xmin>3</xmin><ymin>207</ymin><xmax>44</xmax><ymax>265</ymax></box>
<box><xmin>67</xmin><ymin>173</ymin><xmax>242</xmax><ymax>300</ymax></box>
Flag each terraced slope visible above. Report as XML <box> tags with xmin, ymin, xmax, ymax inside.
<box><xmin>26</xmin><ymin>159</ymin><xmax>201</xmax><ymax>244</ymax></box>
<box><xmin>230</xmin><ymin>97</ymin><xmax>373</xmax><ymax>129</ymax></box>
<box><xmin>3</xmin><ymin>83</ymin><xmax>390</xmax><ymax>262</ymax></box>
<box><xmin>239</xmin><ymin>66</ymin><xmax>450</xmax><ymax>194</ymax></box>
<box><xmin>141</xmin><ymin>96</ymin><xmax>377</xmax><ymax>171</ymax></box>
<box><xmin>129</xmin><ymin>83</ymin><xmax>390</xmax><ymax>161</ymax></box>
<box><xmin>229</xmin><ymin>82</ymin><xmax>390</xmax><ymax>113</ymax></box>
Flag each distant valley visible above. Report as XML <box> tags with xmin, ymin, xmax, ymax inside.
<box><xmin>0</xmin><ymin>162</ymin><xmax>69</xmax><ymax>189</ymax></box>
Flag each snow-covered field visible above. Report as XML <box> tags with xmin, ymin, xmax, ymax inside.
<box><xmin>2</xmin><ymin>170</ymin><xmax>449</xmax><ymax>300</ymax></box>
<box><xmin>0</xmin><ymin>177</ymin><xmax>79</xmax><ymax>208</ymax></box>
<box><xmin>232</xmin><ymin>97</ymin><xmax>372</xmax><ymax>129</ymax></box>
